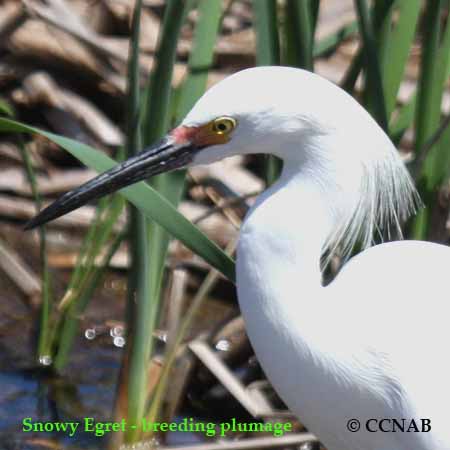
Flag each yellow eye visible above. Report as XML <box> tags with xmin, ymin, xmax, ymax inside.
<box><xmin>212</xmin><ymin>117</ymin><xmax>237</xmax><ymax>135</ymax></box>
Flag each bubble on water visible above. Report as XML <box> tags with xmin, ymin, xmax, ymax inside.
<box><xmin>113</xmin><ymin>336</ymin><xmax>126</xmax><ymax>348</ymax></box>
<box><xmin>300</xmin><ymin>443</ymin><xmax>315</xmax><ymax>450</ymax></box>
<box><xmin>110</xmin><ymin>326</ymin><xmax>124</xmax><ymax>338</ymax></box>
<box><xmin>85</xmin><ymin>328</ymin><xmax>96</xmax><ymax>340</ymax></box>
<box><xmin>215</xmin><ymin>339</ymin><xmax>231</xmax><ymax>352</ymax></box>
<box><xmin>39</xmin><ymin>355</ymin><xmax>52</xmax><ymax>366</ymax></box>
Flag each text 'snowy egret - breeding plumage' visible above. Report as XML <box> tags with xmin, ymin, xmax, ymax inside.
<box><xmin>26</xmin><ymin>67</ymin><xmax>450</xmax><ymax>450</ymax></box>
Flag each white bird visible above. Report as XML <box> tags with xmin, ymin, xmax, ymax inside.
<box><xmin>27</xmin><ymin>67</ymin><xmax>450</xmax><ymax>450</ymax></box>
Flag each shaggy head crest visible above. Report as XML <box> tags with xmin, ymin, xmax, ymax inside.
<box><xmin>321</xmin><ymin>137</ymin><xmax>421</xmax><ymax>266</ymax></box>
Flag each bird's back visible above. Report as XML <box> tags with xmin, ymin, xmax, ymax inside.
<box><xmin>238</xmin><ymin>225</ymin><xmax>450</xmax><ymax>450</ymax></box>
<box><xmin>327</xmin><ymin>240</ymin><xmax>450</xmax><ymax>449</ymax></box>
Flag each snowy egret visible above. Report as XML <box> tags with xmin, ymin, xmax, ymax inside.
<box><xmin>26</xmin><ymin>67</ymin><xmax>450</xmax><ymax>450</ymax></box>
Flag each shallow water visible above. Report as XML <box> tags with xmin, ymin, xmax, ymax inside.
<box><xmin>0</xmin><ymin>289</ymin><xmax>123</xmax><ymax>448</ymax></box>
<box><xmin>0</xmin><ymin>254</ymin><xmax>241</xmax><ymax>450</ymax></box>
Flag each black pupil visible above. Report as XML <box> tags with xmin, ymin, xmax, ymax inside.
<box><xmin>217</xmin><ymin>122</ymin><xmax>227</xmax><ymax>131</ymax></box>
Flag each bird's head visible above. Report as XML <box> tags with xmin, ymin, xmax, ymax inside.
<box><xmin>180</xmin><ymin>66</ymin><xmax>327</xmax><ymax>165</ymax></box>
<box><xmin>25</xmin><ymin>67</ymin><xmax>327</xmax><ymax>229</ymax></box>
<box><xmin>24</xmin><ymin>66</ymin><xmax>418</xmax><ymax>240</ymax></box>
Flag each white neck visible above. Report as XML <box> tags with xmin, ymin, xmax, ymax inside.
<box><xmin>235</xmin><ymin>161</ymin><xmax>341</xmax><ymax>408</ymax></box>
<box><xmin>237</xmin><ymin>161</ymin><xmax>339</xmax><ymax>298</ymax></box>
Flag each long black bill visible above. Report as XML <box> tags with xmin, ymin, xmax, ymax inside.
<box><xmin>24</xmin><ymin>135</ymin><xmax>195</xmax><ymax>230</ymax></box>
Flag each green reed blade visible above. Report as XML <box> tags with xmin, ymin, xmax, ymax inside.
<box><xmin>0</xmin><ymin>119</ymin><xmax>235</xmax><ymax>279</ymax></box>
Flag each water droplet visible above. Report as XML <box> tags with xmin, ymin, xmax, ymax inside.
<box><xmin>153</xmin><ymin>329</ymin><xmax>167</xmax><ymax>342</ymax></box>
<box><xmin>39</xmin><ymin>355</ymin><xmax>52</xmax><ymax>366</ymax></box>
<box><xmin>110</xmin><ymin>326</ymin><xmax>124</xmax><ymax>338</ymax></box>
<box><xmin>215</xmin><ymin>339</ymin><xmax>231</xmax><ymax>352</ymax></box>
<box><xmin>85</xmin><ymin>328</ymin><xmax>96</xmax><ymax>340</ymax></box>
<box><xmin>113</xmin><ymin>336</ymin><xmax>126</xmax><ymax>347</ymax></box>
<box><xmin>300</xmin><ymin>443</ymin><xmax>315</xmax><ymax>450</ymax></box>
